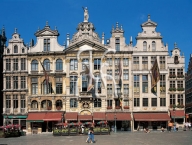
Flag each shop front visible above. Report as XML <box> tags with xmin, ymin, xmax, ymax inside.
<box><xmin>133</xmin><ymin>112</ymin><xmax>171</xmax><ymax>131</ymax></box>
<box><xmin>170</xmin><ymin>110</ymin><xmax>185</xmax><ymax>128</ymax></box>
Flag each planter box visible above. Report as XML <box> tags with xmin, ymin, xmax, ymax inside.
<box><xmin>100</xmin><ymin>127</ymin><xmax>110</xmax><ymax>135</ymax></box>
<box><xmin>69</xmin><ymin>128</ymin><xmax>78</xmax><ymax>136</ymax></box>
<box><xmin>124</xmin><ymin>106</ymin><xmax>129</xmax><ymax>109</ymax></box>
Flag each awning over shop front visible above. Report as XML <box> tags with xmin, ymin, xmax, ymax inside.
<box><xmin>26</xmin><ymin>112</ymin><xmax>46</xmax><ymax>122</ymax></box>
<box><xmin>43</xmin><ymin>112</ymin><xmax>63</xmax><ymax>121</ymax></box>
<box><xmin>65</xmin><ymin>112</ymin><xmax>78</xmax><ymax>121</ymax></box>
<box><xmin>4</xmin><ymin>115</ymin><xmax>27</xmax><ymax>119</ymax></box>
<box><xmin>93</xmin><ymin>112</ymin><xmax>106</xmax><ymax>120</ymax></box>
<box><xmin>170</xmin><ymin>110</ymin><xmax>185</xmax><ymax>118</ymax></box>
<box><xmin>106</xmin><ymin>113</ymin><xmax>131</xmax><ymax>121</ymax></box>
<box><xmin>78</xmin><ymin>115</ymin><xmax>92</xmax><ymax>121</ymax></box>
<box><xmin>133</xmin><ymin>113</ymin><xmax>171</xmax><ymax>121</ymax></box>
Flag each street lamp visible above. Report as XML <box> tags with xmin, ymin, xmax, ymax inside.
<box><xmin>114</xmin><ymin>113</ymin><xmax>117</xmax><ymax>133</ymax></box>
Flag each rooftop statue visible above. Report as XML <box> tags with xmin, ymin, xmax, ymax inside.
<box><xmin>82</xmin><ymin>7</ymin><xmax>89</xmax><ymax>22</ymax></box>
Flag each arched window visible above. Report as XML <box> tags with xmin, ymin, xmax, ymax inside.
<box><xmin>43</xmin><ymin>59</ymin><xmax>50</xmax><ymax>70</ymax></box>
<box><xmin>14</xmin><ymin>45</ymin><xmax>18</xmax><ymax>53</ymax></box>
<box><xmin>56</xmin><ymin>59</ymin><xmax>63</xmax><ymax>70</ymax></box>
<box><xmin>31</xmin><ymin>100</ymin><xmax>38</xmax><ymax>109</ymax></box>
<box><xmin>7</xmin><ymin>49</ymin><xmax>10</xmax><ymax>54</ymax></box>
<box><xmin>22</xmin><ymin>48</ymin><xmax>25</xmax><ymax>53</ymax></box>
<box><xmin>152</xmin><ymin>41</ymin><xmax>156</xmax><ymax>51</ymax></box>
<box><xmin>41</xmin><ymin>100</ymin><xmax>52</xmax><ymax>109</ymax></box>
<box><xmin>143</xmin><ymin>41</ymin><xmax>147</xmax><ymax>51</ymax></box>
<box><xmin>174</xmin><ymin>56</ymin><xmax>179</xmax><ymax>64</ymax></box>
<box><xmin>43</xmin><ymin>80</ymin><xmax>52</xmax><ymax>94</ymax></box>
<box><xmin>31</xmin><ymin>60</ymin><xmax>38</xmax><ymax>71</ymax></box>
<box><xmin>56</xmin><ymin>100</ymin><xmax>62</xmax><ymax>110</ymax></box>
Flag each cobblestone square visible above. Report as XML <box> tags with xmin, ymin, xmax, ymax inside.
<box><xmin>0</xmin><ymin>131</ymin><xmax>192</xmax><ymax>145</ymax></box>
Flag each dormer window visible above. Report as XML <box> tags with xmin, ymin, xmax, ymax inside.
<box><xmin>44</xmin><ymin>39</ymin><xmax>50</xmax><ymax>51</ymax></box>
<box><xmin>115</xmin><ymin>38</ymin><xmax>120</xmax><ymax>51</ymax></box>
<box><xmin>152</xmin><ymin>41</ymin><xmax>156</xmax><ymax>51</ymax></box>
<box><xmin>14</xmin><ymin>45</ymin><xmax>18</xmax><ymax>53</ymax></box>
<box><xmin>143</xmin><ymin>41</ymin><xmax>147</xmax><ymax>51</ymax></box>
<box><xmin>174</xmin><ymin>56</ymin><xmax>179</xmax><ymax>64</ymax></box>
<box><xmin>7</xmin><ymin>49</ymin><xmax>10</xmax><ymax>54</ymax></box>
<box><xmin>22</xmin><ymin>48</ymin><xmax>25</xmax><ymax>53</ymax></box>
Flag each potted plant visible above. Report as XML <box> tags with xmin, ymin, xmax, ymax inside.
<box><xmin>69</xmin><ymin>127</ymin><xmax>78</xmax><ymax>136</ymax></box>
<box><xmin>123</xmin><ymin>106</ymin><xmax>129</xmax><ymax>109</ymax></box>
<box><xmin>169</xmin><ymin>104</ymin><xmax>173</xmax><ymax>108</ymax></box>
<box><xmin>180</xmin><ymin>104</ymin><xmax>184</xmax><ymax>108</ymax></box>
<box><xmin>100</xmin><ymin>127</ymin><xmax>110</xmax><ymax>135</ymax></box>
<box><xmin>169</xmin><ymin>88</ymin><xmax>173</xmax><ymax>91</ymax></box>
<box><xmin>172</xmin><ymin>88</ymin><xmax>176</xmax><ymax>91</ymax></box>
<box><xmin>177</xmin><ymin>104</ymin><xmax>181</xmax><ymax>108</ymax></box>
<box><xmin>93</xmin><ymin>127</ymin><xmax>101</xmax><ymax>135</ymax></box>
<box><xmin>47</xmin><ymin>106</ymin><xmax>52</xmax><ymax>110</ymax></box>
<box><xmin>107</xmin><ymin>106</ymin><xmax>112</xmax><ymax>109</ymax></box>
<box><xmin>56</xmin><ymin>106</ymin><xmax>62</xmax><ymax>110</ymax></box>
<box><xmin>61</xmin><ymin>128</ymin><xmax>69</xmax><ymax>136</ymax></box>
<box><xmin>115</xmin><ymin>106</ymin><xmax>121</xmax><ymax>109</ymax></box>
<box><xmin>53</xmin><ymin>128</ymin><xmax>61</xmax><ymax>136</ymax></box>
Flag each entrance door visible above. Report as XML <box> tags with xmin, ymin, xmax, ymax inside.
<box><xmin>42</xmin><ymin>122</ymin><xmax>46</xmax><ymax>132</ymax></box>
<box><xmin>48</xmin><ymin>121</ymin><xmax>52</xmax><ymax>132</ymax></box>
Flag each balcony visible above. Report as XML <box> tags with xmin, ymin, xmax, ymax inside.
<box><xmin>169</xmin><ymin>88</ymin><xmax>176</xmax><ymax>92</ymax></box>
<box><xmin>177</xmin><ymin>88</ymin><xmax>185</xmax><ymax>92</ymax></box>
<box><xmin>169</xmin><ymin>74</ymin><xmax>176</xmax><ymax>79</ymax></box>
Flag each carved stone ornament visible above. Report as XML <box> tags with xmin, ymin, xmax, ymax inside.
<box><xmin>81</xmin><ymin>101</ymin><xmax>90</xmax><ymax>109</ymax></box>
<box><xmin>65</xmin><ymin>59</ymin><xmax>70</xmax><ymax>63</ymax></box>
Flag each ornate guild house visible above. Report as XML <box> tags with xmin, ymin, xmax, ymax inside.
<box><xmin>2</xmin><ymin>8</ymin><xmax>186</xmax><ymax>134</ymax></box>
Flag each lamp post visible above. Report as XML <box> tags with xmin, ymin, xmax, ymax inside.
<box><xmin>114</xmin><ymin>113</ymin><xmax>117</xmax><ymax>133</ymax></box>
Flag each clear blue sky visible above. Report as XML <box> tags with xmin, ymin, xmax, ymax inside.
<box><xmin>1</xmin><ymin>0</ymin><xmax>192</xmax><ymax>71</ymax></box>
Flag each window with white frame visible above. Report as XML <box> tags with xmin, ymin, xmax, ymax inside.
<box><xmin>82</xmin><ymin>59</ymin><xmax>89</xmax><ymax>70</ymax></box>
<box><xmin>31</xmin><ymin>77</ymin><xmax>38</xmax><ymax>95</ymax></box>
<box><xmin>42</xmin><ymin>80</ymin><xmax>52</xmax><ymax>94</ymax></box>
<box><xmin>106</xmin><ymin>58</ymin><xmax>112</xmax><ymax>66</ymax></box>
<box><xmin>107</xmin><ymin>84</ymin><xmax>112</xmax><ymax>95</ymax></box>
<box><xmin>94</xmin><ymin>59</ymin><xmax>101</xmax><ymax>70</ymax></box>
<box><xmin>6</xmin><ymin>95</ymin><xmax>11</xmax><ymax>108</ymax></box>
<box><xmin>56</xmin><ymin>59</ymin><xmax>63</xmax><ymax>71</ymax></box>
<box><xmin>123</xmin><ymin>69</ymin><xmax>128</xmax><ymax>80</ymax></box>
<box><xmin>94</xmin><ymin>75</ymin><xmax>101</xmax><ymax>93</ymax></box>
<box><xmin>70</xmin><ymin>76</ymin><xmax>77</xmax><ymax>94</ymax></box>
<box><xmin>115</xmin><ymin>69</ymin><xmax>119</xmax><ymax>80</ymax></box>
<box><xmin>116</xmin><ymin>84</ymin><xmax>121</xmax><ymax>94</ymax></box>
<box><xmin>143</xmin><ymin>41</ymin><xmax>147</xmax><ymax>51</ymax></box>
<box><xmin>151</xmin><ymin>98</ymin><xmax>157</xmax><ymax>106</ymax></box>
<box><xmin>31</xmin><ymin>100</ymin><xmax>38</xmax><ymax>109</ymax></box>
<box><xmin>134</xmin><ymin>98</ymin><xmax>140</xmax><ymax>107</ymax></box>
<box><xmin>123</xmin><ymin>84</ymin><xmax>129</xmax><ymax>94</ymax></box>
<box><xmin>177</xmin><ymin>94</ymin><xmax>183</xmax><ymax>105</ymax></box>
<box><xmin>31</xmin><ymin>60</ymin><xmax>38</xmax><ymax>71</ymax></box>
<box><xmin>14</xmin><ymin>45</ymin><xmax>18</xmax><ymax>53</ymax></box>
<box><xmin>21</xmin><ymin>95</ymin><xmax>25</xmax><ymax>109</ymax></box>
<box><xmin>177</xmin><ymin>81</ymin><xmax>183</xmax><ymax>88</ymax></box>
<box><xmin>142</xmin><ymin>75</ymin><xmax>148</xmax><ymax>93</ymax></box>
<box><xmin>160</xmin><ymin>75</ymin><xmax>166</xmax><ymax>93</ymax></box>
<box><xmin>170</xmin><ymin>81</ymin><xmax>176</xmax><ymax>88</ymax></box>
<box><xmin>70</xmin><ymin>59</ymin><xmax>78</xmax><ymax>70</ymax></box>
<box><xmin>13</xmin><ymin>95</ymin><xmax>18</xmax><ymax>108</ymax></box>
<box><xmin>56</xmin><ymin>77</ymin><xmax>62</xmax><ymax>94</ymax></box>
<box><xmin>13</xmin><ymin>76</ymin><xmax>18</xmax><ymax>89</ymax></box>
<box><xmin>43</xmin><ymin>59</ymin><xmax>50</xmax><ymax>70</ymax></box>
<box><xmin>160</xmin><ymin>98</ymin><xmax>166</xmax><ymax>106</ymax></box>
<box><xmin>70</xmin><ymin>98</ymin><xmax>78</xmax><ymax>108</ymax></box>
<box><xmin>21</xmin><ymin>58</ymin><xmax>26</xmax><ymax>70</ymax></box>
<box><xmin>143</xmin><ymin>98</ymin><xmax>148</xmax><ymax>107</ymax></box>
<box><xmin>6</xmin><ymin>59</ymin><xmax>11</xmax><ymax>71</ymax></box>
<box><xmin>21</xmin><ymin>76</ymin><xmax>26</xmax><ymax>89</ymax></box>
<box><xmin>151</xmin><ymin>56</ymin><xmax>156</xmax><ymax>66</ymax></box>
<box><xmin>142</xmin><ymin>57</ymin><xmax>148</xmax><ymax>70</ymax></box>
<box><xmin>170</xmin><ymin>69</ymin><xmax>175</xmax><ymax>75</ymax></box>
<box><xmin>123</xmin><ymin>58</ymin><xmax>129</xmax><ymax>66</ymax></box>
<box><xmin>133</xmin><ymin>57</ymin><xmax>139</xmax><ymax>70</ymax></box>
<box><xmin>170</xmin><ymin>94</ymin><xmax>175</xmax><ymax>105</ymax></box>
<box><xmin>134</xmin><ymin>75</ymin><xmax>139</xmax><ymax>93</ymax></box>
<box><xmin>160</xmin><ymin>56</ymin><xmax>165</xmax><ymax>69</ymax></box>
<box><xmin>115</xmin><ymin>58</ymin><xmax>120</xmax><ymax>66</ymax></box>
<box><xmin>94</xmin><ymin>98</ymin><xmax>102</xmax><ymax>107</ymax></box>
<box><xmin>115</xmin><ymin>37</ymin><xmax>120</xmax><ymax>51</ymax></box>
<box><xmin>107</xmin><ymin>69</ymin><xmax>112</xmax><ymax>80</ymax></box>
<box><xmin>82</xmin><ymin>75</ymin><xmax>88</xmax><ymax>92</ymax></box>
<box><xmin>44</xmin><ymin>38</ymin><xmax>50</xmax><ymax>51</ymax></box>
<box><xmin>6</xmin><ymin>76</ymin><xmax>11</xmax><ymax>89</ymax></box>
<box><xmin>107</xmin><ymin>100</ymin><xmax>112</xmax><ymax>107</ymax></box>
<box><xmin>177</xmin><ymin>69</ymin><xmax>183</xmax><ymax>75</ymax></box>
<box><xmin>152</xmin><ymin>41</ymin><xmax>156</xmax><ymax>51</ymax></box>
<box><xmin>13</xmin><ymin>58</ymin><xmax>18</xmax><ymax>70</ymax></box>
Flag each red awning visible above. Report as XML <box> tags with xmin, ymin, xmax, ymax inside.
<box><xmin>26</xmin><ymin>112</ymin><xmax>46</xmax><ymax>122</ymax></box>
<box><xmin>170</xmin><ymin>110</ymin><xmax>185</xmax><ymax>118</ymax></box>
<box><xmin>78</xmin><ymin>115</ymin><xmax>92</xmax><ymax>120</ymax></box>
<box><xmin>93</xmin><ymin>112</ymin><xmax>106</xmax><ymax>120</ymax></box>
<box><xmin>133</xmin><ymin>113</ymin><xmax>171</xmax><ymax>121</ymax></box>
<box><xmin>43</xmin><ymin>112</ymin><xmax>62</xmax><ymax>121</ymax></box>
<box><xmin>106</xmin><ymin>113</ymin><xmax>131</xmax><ymax>121</ymax></box>
<box><xmin>65</xmin><ymin>112</ymin><xmax>78</xmax><ymax>121</ymax></box>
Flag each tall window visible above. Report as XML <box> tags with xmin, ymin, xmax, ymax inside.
<box><xmin>107</xmin><ymin>69</ymin><xmax>112</xmax><ymax>80</ymax></box>
<box><xmin>142</xmin><ymin>75</ymin><xmax>148</xmax><ymax>93</ymax></box>
<box><xmin>21</xmin><ymin>76</ymin><xmax>26</xmax><ymax>89</ymax></box>
<box><xmin>134</xmin><ymin>98</ymin><xmax>140</xmax><ymax>107</ymax></box>
<box><xmin>115</xmin><ymin>69</ymin><xmax>119</xmax><ymax>80</ymax></box>
<box><xmin>70</xmin><ymin>98</ymin><xmax>78</xmax><ymax>108</ymax></box>
<box><xmin>95</xmin><ymin>75</ymin><xmax>101</xmax><ymax>93</ymax></box>
<box><xmin>56</xmin><ymin>100</ymin><xmax>62</xmax><ymax>108</ymax></box>
<box><xmin>13</xmin><ymin>76</ymin><xmax>18</xmax><ymax>89</ymax></box>
<box><xmin>7</xmin><ymin>49</ymin><xmax>10</xmax><ymax>54</ymax></box>
<box><xmin>170</xmin><ymin>94</ymin><xmax>175</xmax><ymax>105</ymax></box>
<box><xmin>170</xmin><ymin>69</ymin><xmax>175</xmax><ymax>75</ymax></box>
<box><xmin>143</xmin><ymin>41</ymin><xmax>147</xmax><ymax>51</ymax></box>
<box><xmin>31</xmin><ymin>100</ymin><xmax>38</xmax><ymax>109</ymax></box>
<box><xmin>107</xmin><ymin>84</ymin><xmax>112</xmax><ymax>95</ymax></box>
<box><xmin>143</xmin><ymin>98</ymin><xmax>148</xmax><ymax>107</ymax></box>
<box><xmin>115</xmin><ymin>99</ymin><xmax>120</xmax><ymax>107</ymax></box>
<box><xmin>160</xmin><ymin>56</ymin><xmax>165</xmax><ymax>69</ymax></box>
<box><xmin>70</xmin><ymin>59</ymin><xmax>78</xmax><ymax>70</ymax></box>
<box><xmin>160</xmin><ymin>98</ymin><xmax>166</xmax><ymax>106</ymax></box>
<box><xmin>14</xmin><ymin>45</ymin><xmax>18</xmax><ymax>53</ymax></box>
<box><xmin>115</xmin><ymin>38</ymin><xmax>120</xmax><ymax>51</ymax></box>
<box><xmin>123</xmin><ymin>69</ymin><xmax>129</xmax><ymax>80</ymax></box>
<box><xmin>82</xmin><ymin>59</ymin><xmax>89</xmax><ymax>70</ymax></box>
<box><xmin>106</xmin><ymin>58</ymin><xmax>112</xmax><ymax>66</ymax></box>
<box><xmin>31</xmin><ymin>60</ymin><xmax>38</xmax><ymax>71</ymax></box>
<box><xmin>152</xmin><ymin>41</ymin><xmax>156</xmax><ymax>51</ymax></box>
<box><xmin>56</xmin><ymin>59</ymin><xmax>63</xmax><ymax>70</ymax></box>
<box><xmin>116</xmin><ymin>84</ymin><xmax>121</xmax><ymax>94</ymax></box>
<box><xmin>170</xmin><ymin>81</ymin><xmax>176</xmax><ymax>88</ymax></box>
<box><xmin>94</xmin><ymin>99</ymin><xmax>101</xmax><ymax>107</ymax></box>
<box><xmin>22</xmin><ymin>48</ymin><xmax>25</xmax><ymax>53</ymax></box>
<box><xmin>94</xmin><ymin>59</ymin><xmax>101</xmax><ymax>70</ymax></box>
<box><xmin>177</xmin><ymin>94</ymin><xmax>183</xmax><ymax>105</ymax></box>
<box><xmin>56</xmin><ymin>77</ymin><xmax>62</xmax><ymax>94</ymax></box>
<box><xmin>42</xmin><ymin>80</ymin><xmax>52</xmax><ymax>94</ymax></box>
<box><xmin>142</xmin><ymin>57</ymin><xmax>148</xmax><ymax>70</ymax></box>
<box><xmin>151</xmin><ymin>98</ymin><xmax>157</xmax><ymax>107</ymax></box>
<box><xmin>70</xmin><ymin>76</ymin><xmax>77</xmax><ymax>94</ymax></box>
<box><xmin>44</xmin><ymin>38</ymin><xmax>50</xmax><ymax>51</ymax></box>
<box><xmin>6</xmin><ymin>95</ymin><xmax>11</xmax><ymax>108</ymax></box>
<box><xmin>133</xmin><ymin>57</ymin><xmax>139</xmax><ymax>70</ymax></box>
<box><xmin>82</xmin><ymin>75</ymin><xmax>88</xmax><ymax>92</ymax></box>
<box><xmin>134</xmin><ymin>75</ymin><xmax>139</xmax><ymax>93</ymax></box>
<box><xmin>6</xmin><ymin>59</ymin><xmax>11</xmax><ymax>71</ymax></box>
<box><xmin>177</xmin><ymin>69</ymin><xmax>183</xmax><ymax>75</ymax></box>
<box><xmin>107</xmin><ymin>100</ymin><xmax>112</xmax><ymax>107</ymax></box>
<box><xmin>13</xmin><ymin>58</ymin><xmax>18</xmax><ymax>70</ymax></box>
<box><xmin>115</xmin><ymin>58</ymin><xmax>120</xmax><ymax>66</ymax></box>
<box><xmin>6</xmin><ymin>76</ymin><xmax>11</xmax><ymax>89</ymax></box>
<box><xmin>177</xmin><ymin>81</ymin><xmax>183</xmax><ymax>88</ymax></box>
<box><xmin>123</xmin><ymin>58</ymin><xmax>129</xmax><ymax>66</ymax></box>
<box><xmin>21</xmin><ymin>58</ymin><xmax>26</xmax><ymax>70</ymax></box>
<box><xmin>13</xmin><ymin>95</ymin><xmax>18</xmax><ymax>108</ymax></box>
<box><xmin>151</xmin><ymin>56</ymin><xmax>156</xmax><ymax>66</ymax></box>
<box><xmin>21</xmin><ymin>95</ymin><xmax>25</xmax><ymax>109</ymax></box>
<box><xmin>123</xmin><ymin>84</ymin><xmax>129</xmax><ymax>94</ymax></box>
<box><xmin>160</xmin><ymin>75</ymin><xmax>166</xmax><ymax>93</ymax></box>
<box><xmin>31</xmin><ymin>78</ymin><xmax>38</xmax><ymax>95</ymax></box>
<box><xmin>43</xmin><ymin>59</ymin><xmax>50</xmax><ymax>70</ymax></box>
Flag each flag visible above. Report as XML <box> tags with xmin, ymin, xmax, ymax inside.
<box><xmin>118</xmin><ymin>59</ymin><xmax>122</xmax><ymax>89</ymax></box>
<box><xmin>151</xmin><ymin>58</ymin><xmax>160</xmax><ymax>89</ymax></box>
<box><xmin>119</xmin><ymin>98</ymin><xmax>122</xmax><ymax>107</ymax></box>
<box><xmin>40</xmin><ymin>62</ymin><xmax>49</xmax><ymax>86</ymax></box>
<box><xmin>80</xmin><ymin>64</ymin><xmax>95</xmax><ymax>92</ymax></box>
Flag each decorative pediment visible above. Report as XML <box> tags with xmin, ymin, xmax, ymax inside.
<box><xmin>69</xmin><ymin>71</ymin><xmax>78</xmax><ymax>75</ymax></box>
<box><xmin>142</xmin><ymin>20</ymin><xmax>157</xmax><ymax>27</ymax></box>
<box><xmin>35</xmin><ymin>23</ymin><xmax>59</xmax><ymax>37</ymax></box>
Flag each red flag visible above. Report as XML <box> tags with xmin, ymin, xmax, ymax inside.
<box><xmin>40</xmin><ymin>62</ymin><xmax>49</xmax><ymax>86</ymax></box>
